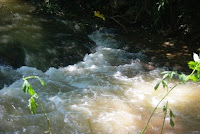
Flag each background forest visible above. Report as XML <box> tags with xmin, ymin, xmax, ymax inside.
<box><xmin>28</xmin><ymin>0</ymin><xmax>200</xmax><ymax>38</ymax></box>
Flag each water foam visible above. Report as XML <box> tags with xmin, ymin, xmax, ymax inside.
<box><xmin>1</xmin><ymin>29</ymin><xmax>200</xmax><ymax>133</ymax></box>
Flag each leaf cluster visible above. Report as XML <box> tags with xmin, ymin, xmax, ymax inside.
<box><xmin>155</xmin><ymin>53</ymin><xmax>200</xmax><ymax>91</ymax></box>
<box><xmin>154</xmin><ymin>71</ymin><xmax>178</xmax><ymax>90</ymax></box>
<box><xmin>169</xmin><ymin>109</ymin><xmax>175</xmax><ymax>127</ymax></box>
<box><xmin>162</xmin><ymin>102</ymin><xmax>175</xmax><ymax>128</ymax></box>
<box><xmin>152</xmin><ymin>53</ymin><xmax>200</xmax><ymax>133</ymax></box>
<box><xmin>22</xmin><ymin>76</ymin><xmax>45</xmax><ymax>114</ymax></box>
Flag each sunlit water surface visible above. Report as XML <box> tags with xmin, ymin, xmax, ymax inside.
<box><xmin>1</xmin><ymin>0</ymin><xmax>200</xmax><ymax>134</ymax></box>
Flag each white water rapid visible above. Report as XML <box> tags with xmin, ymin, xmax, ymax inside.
<box><xmin>0</xmin><ymin>30</ymin><xmax>200</xmax><ymax>134</ymax></box>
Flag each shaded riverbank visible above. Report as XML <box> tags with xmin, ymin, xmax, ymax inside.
<box><xmin>124</xmin><ymin>28</ymin><xmax>200</xmax><ymax>73</ymax></box>
<box><xmin>1</xmin><ymin>0</ymin><xmax>199</xmax><ymax>72</ymax></box>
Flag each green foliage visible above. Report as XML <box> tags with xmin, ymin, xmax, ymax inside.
<box><xmin>188</xmin><ymin>61</ymin><xmax>200</xmax><ymax>70</ymax></box>
<box><xmin>169</xmin><ymin>109</ymin><xmax>175</xmax><ymax>127</ymax></box>
<box><xmin>22</xmin><ymin>76</ymin><xmax>52</xmax><ymax>134</ymax></box>
<box><xmin>188</xmin><ymin>74</ymin><xmax>200</xmax><ymax>82</ymax></box>
<box><xmin>26</xmin><ymin>0</ymin><xmax>199</xmax><ymax>35</ymax></box>
<box><xmin>30</xmin><ymin>0</ymin><xmax>61</xmax><ymax>14</ymax></box>
<box><xmin>22</xmin><ymin>76</ymin><xmax>45</xmax><ymax>114</ymax></box>
<box><xmin>178</xmin><ymin>73</ymin><xmax>187</xmax><ymax>84</ymax></box>
<box><xmin>157</xmin><ymin>0</ymin><xmax>169</xmax><ymax>12</ymax></box>
<box><xmin>142</xmin><ymin>53</ymin><xmax>200</xmax><ymax>134</ymax></box>
<box><xmin>154</xmin><ymin>81</ymin><xmax>161</xmax><ymax>90</ymax></box>
<box><xmin>29</xmin><ymin>96</ymin><xmax>38</xmax><ymax>114</ymax></box>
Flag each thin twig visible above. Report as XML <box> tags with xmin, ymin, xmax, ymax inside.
<box><xmin>38</xmin><ymin>99</ymin><xmax>53</xmax><ymax>134</ymax></box>
<box><xmin>109</xmin><ymin>16</ymin><xmax>128</xmax><ymax>33</ymax></box>
<box><xmin>110</xmin><ymin>6</ymin><xmax>143</xmax><ymax>25</ymax></box>
<box><xmin>133</xmin><ymin>6</ymin><xmax>143</xmax><ymax>24</ymax></box>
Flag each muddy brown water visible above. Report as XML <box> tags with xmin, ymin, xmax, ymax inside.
<box><xmin>0</xmin><ymin>0</ymin><xmax>200</xmax><ymax>134</ymax></box>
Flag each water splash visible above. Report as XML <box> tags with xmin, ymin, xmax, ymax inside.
<box><xmin>1</xmin><ymin>29</ymin><xmax>200</xmax><ymax>133</ymax></box>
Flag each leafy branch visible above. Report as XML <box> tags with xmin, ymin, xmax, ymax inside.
<box><xmin>141</xmin><ymin>53</ymin><xmax>200</xmax><ymax>134</ymax></box>
<box><xmin>22</xmin><ymin>76</ymin><xmax>52</xmax><ymax>134</ymax></box>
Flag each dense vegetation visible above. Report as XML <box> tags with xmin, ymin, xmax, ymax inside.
<box><xmin>28</xmin><ymin>0</ymin><xmax>200</xmax><ymax>37</ymax></box>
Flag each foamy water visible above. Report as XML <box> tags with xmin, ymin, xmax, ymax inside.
<box><xmin>0</xmin><ymin>29</ymin><xmax>200</xmax><ymax>134</ymax></box>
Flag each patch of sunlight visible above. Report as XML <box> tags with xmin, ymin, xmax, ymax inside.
<box><xmin>166</xmin><ymin>53</ymin><xmax>176</xmax><ymax>59</ymax></box>
<box><xmin>162</xmin><ymin>41</ymin><xmax>174</xmax><ymax>47</ymax></box>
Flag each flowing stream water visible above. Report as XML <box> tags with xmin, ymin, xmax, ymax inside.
<box><xmin>1</xmin><ymin>0</ymin><xmax>200</xmax><ymax>134</ymax></box>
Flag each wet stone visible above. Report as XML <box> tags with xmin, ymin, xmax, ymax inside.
<box><xmin>0</xmin><ymin>42</ymin><xmax>25</xmax><ymax>68</ymax></box>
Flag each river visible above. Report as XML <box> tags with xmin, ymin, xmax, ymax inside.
<box><xmin>0</xmin><ymin>0</ymin><xmax>200</xmax><ymax>134</ymax></box>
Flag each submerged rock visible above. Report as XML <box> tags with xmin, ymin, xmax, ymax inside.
<box><xmin>0</xmin><ymin>42</ymin><xmax>25</xmax><ymax>68</ymax></box>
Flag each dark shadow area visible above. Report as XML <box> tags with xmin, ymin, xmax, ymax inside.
<box><xmin>0</xmin><ymin>41</ymin><xmax>25</xmax><ymax>68</ymax></box>
<box><xmin>124</xmin><ymin>28</ymin><xmax>200</xmax><ymax>73</ymax></box>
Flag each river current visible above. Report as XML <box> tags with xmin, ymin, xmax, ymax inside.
<box><xmin>1</xmin><ymin>0</ymin><xmax>200</xmax><ymax>134</ymax></box>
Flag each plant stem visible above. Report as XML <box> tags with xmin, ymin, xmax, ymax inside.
<box><xmin>38</xmin><ymin>99</ymin><xmax>53</xmax><ymax>134</ymax></box>
<box><xmin>160</xmin><ymin>101</ymin><xmax>168</xmax><ymax>134</ymax></box>
<box><xmin>141</xmin><ymin>55</ymin><xmax>200</xmax><ymax>134</ymax></box>
<box><xmin>140</xmin><ymin>84</ymin><xmax>180</xmax><ymax>134</ymax></box>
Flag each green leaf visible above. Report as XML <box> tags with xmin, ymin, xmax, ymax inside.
<box><xmin>188</xmin><ymin>61</ymin><xmax>196</xmax><ymax>70</ymax></box>
<box><xmin>161</xmin><ymin>71</ymin><xmax>177</xmax><ymax>80</ymax></box>
<box><xmin>170</xmin><ymin>118</ymin><xmax>175</xmax><ymax>127</ymax></box>
<box><xmin>179</xmin><ymin>73</ymin><xmax>187</xmax><ymax>83</ymax></box>
<box><xmin>33</xmin><ymin>93</ymin><xmax>38</xmax><ymax>99</ymax></box>
<box><xmin>28</xmin><ymin>97</ymin><xmax>38</xmax><ymax>114</ymax></box>
<box><xmin>169</xmin><ymin>109</ymin><xmax>175</xmax><ymax>127</ymax></box>
<box><xmin>23</xmin><ymin>76</ymin><xmax>45</xmax><ymax>87</ymax></box>
<box><xmin>163</xmin><ymin>105</ymin><xmax>167</xmax><ymax>112</ymax></box>
<box><xmin>169</xmin><ymin>71</ymin><xmax>177</xmax><ymax>79</ymax></box>
<box><xmin>158</xmin><ymin>4</ymin><xmax>162</xmax><ymax>11</ymax></box>
<box><xmin>154</xmin><ymin>81</ymin><xmax>161</xmax><ymax>90</ymax></box>
<box><xmin>161</xmin><ymin>71</ymin><xmax>169</xmax><ymax>75</ymax></box>
<box><xmin>22</xmin><ymin>80</ymin><xmax>30</xmax><ymax>93</ymax></box>
<box><xmin>28</xmin><ymin>86</ymin><xmax>36</xmax><ymax>96</ymax></box>
<box><xmin>162</xmin><ymin>73</ymin><xmax>169</xmax><ymax>80</ymax></box>
<box><xmin>35</xmin><ymin>76</ymin><xmax>46</xmax><ymax>87</ymax></box>
<box><xmin>188</xmin><ymin>61</ymin><xmax>200</xmax><ymax>70</ymax></box>
<box><xmin>161</xmin><ymin>2</ymin><xmax>165</xmax><ymax>6</ymax></box>
<box><xmin>157</xmin><ymin>1</ymin><xmax>165</xmax><ymax>11</ymax></box>
<box><xmin>169</xmin><ymin>109</ymin><xmax>175</xmax><ymax>118</ymax></box>
<box><xmin>162</xmin><ymin>80</ymin><xmax>168</xmax><ymax>88</ymax></box>
<box><xmin>188</xmin><ymin>74</ymin><xmax>198</xmax><ymax>82</ymax></box>
<box><xmin>197</xmin><ymin>71</ymin><xmax>200</xmax><ymax>78</ymax></box>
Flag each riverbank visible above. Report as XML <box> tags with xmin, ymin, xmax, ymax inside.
<box><xmin>1</xmin><ymin>0</ymin><xmax>200</xmax><ymax>73</ymax></box>
<box><xmin>123</xmin><ymin>27</ymin><xmax>200</xmax><ymax>73</ymax></box>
